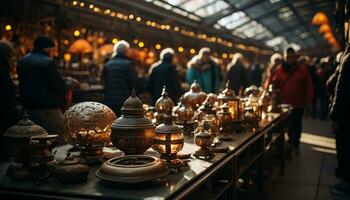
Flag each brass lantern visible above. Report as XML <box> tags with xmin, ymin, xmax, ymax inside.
<box><xmin>217</xmin><ymin>103</ymin><xmax>234</xmax><ymax>141</ymax></box>
<box><xmin>267</xmin><ymin>84</ymin><xmax>281</xmax><ymax>113</ymax></box>
<box><xmin>245</xmin><ymin>94</ymin><xmax>261</xmax><ymax>121</ymax></box>
<box><xmin>155</xmin><ymin>86</ymin><xmax>174</xmax><ymax>125</ymax></box>
<box><xmin>173</xmin><ymin>97</ymin><xmax>195</xmax><ymax>136</ymax></box>
<box><xmin>194</xmin><ymin>121</ymin><xmax>214</xmax><ymax>160</ymax></box>
<box><xmin>218</xmin><ymin>81</ymin><xmax>240</xmax><ymax>122</ymax></box>
<box><xmin>64</xmin><ymin>102</ymin><xmax>116</xmax><ymax>162</ymax></box>
<box><xmin>183</xmin><ymin>80</ymin><xmax>207</xmax><ymax>110</ymax></box>
<box><xmin>195</xmin><ymin>97</ymin><xmax>220</xmax><ymax>143</ymax></box>
<box><xmin>153</xmin><ymin>114</ymin><xmax>184</xmax><ymax>167</ymax></box>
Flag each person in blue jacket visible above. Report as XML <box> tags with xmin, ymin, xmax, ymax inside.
<box><xmin>186</xmin><ymin>47</ymin><xmax>221</xmax><ymax>93</ymax></box>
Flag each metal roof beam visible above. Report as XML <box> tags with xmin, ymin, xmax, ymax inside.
<box><xmin>228</xmin><ymin>3</ymin><xmax>287</xmax><ymax>32</ymax></box>
<box><xmin>201</xmin><ymin>0</ymin><xmax>264</xmax><ymax>27</ymax></box>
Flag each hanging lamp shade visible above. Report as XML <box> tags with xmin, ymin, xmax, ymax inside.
<box><xmin>327</xmin><ymin>37</ymin><xmax>337</xmax><ymax>44</ymax></box>
<box><xmin>312</xmin><ymin>12</ymin><xmax>329</xmax><ymax>25</ymax></box>
<box><xmin>319</xmin><ymin>24</ymin><xmax>332</xmax><ymax>34</ymax></box>
<box><xmin>99</xmin><ymin>44</ymin><xmax>113</xmax><ymax>55</ymax></box>
<box><xmin>324</xmin><ymin>32</ymin><xmax>334</xmax><ymax>40</ymax></box>
<box><xmin>68</xmin><ymin>39</ymin><xmax>93</xmax><ymax>54</ymax></box>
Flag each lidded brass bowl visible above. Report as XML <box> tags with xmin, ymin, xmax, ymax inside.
<box><xmin>4</xmin><ymin>113</ymin><xmax>48</xmax><ymax>163</ymax></box>
<box><xmin>111</xmin><ymin>90</ymin><xmax>155</xmax><ymax>155</ymax></box>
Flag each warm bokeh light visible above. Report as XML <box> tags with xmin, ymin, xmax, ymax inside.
<box><xmin>112</xmin><ymin>38</ymin><xmax>118</xmax><ymax>44</ymax></box>
<box><xmin>133</xmin><ymin>39</ymin><xmax>139</xmax><ymax>44</ymax></box>
<box><xmin>319</xmin><ymin>24</ymin><xmax>331</xmax><ymax>34</ymax></box>
<box><xmin>73</xmin><ymin>30</ymin><xmax>80</xmax><ymax>37</ymax></box>
<box><xmin>72</xmin><ymin>0</ymin><xmax>77</xmax><ymax>6</ymax></box>
<box><xmin>79</xmin><ymin>2</ymin><xmax>84</xmax><ymax>7</ymax></box>
<box><xmin>178</xmin><ymin>47</ymin><xmax>184</xmax><ymax>53</ymax></box>
<box><xmin>324</xmin><ymin>32</ymin><xmax>333</xmax><ymax>40</ymax></box>
<box><xmin>136</xmin><ymin>16</ymin><xmax>141</xmax><ymax>22</ymax></box>
<box><xmin>5</xmin><ymin>24</ymin><xmax>11</xmax><ymax>31</ymax></box>
<box><xmin>312</xmin><ymin>12</ymin><xmax>329</xmax><ymax>25</ymax></box>
<box><xmin>229</xmin><ymin>53</ymin><xmax>234</xmax><ymax>59</ymax></box>
<box><xmin>190</xmin><ymin>48</ymin><xmax>196</xmax><ymax>54</ymax></box>
<box><xmin>129</xmin><ymin>14</ymin><xmax>134</xmax><ymax>19</ymax></box>
<box><xmin>174</xmin><ymin>26</ymin><xmax>179</xmax><ymax>31</ymax></box>
<box><xmin>63</xmin><ymin>53</ymin><xmax>71</xmax><ymax>62</ymax></box>
<box><xmin>222</xmin><ymin>53</ymin><xmax>228</xmax><ymax>59</ymax></box>
<box><xmin>155</xmin><ymin>44</ymin><xmax>161</xmax><ymax>50</ymax></box>
<box><xmin>138</xmin><ymin>41</ymin><xmax>145</xmax><ymax>48</ymax></box>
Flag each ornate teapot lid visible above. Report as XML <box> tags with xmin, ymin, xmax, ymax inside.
<box><xmin>154</xmin><ymin>114</ymin><xmax>182</xmax><ymax>134</ymax></box>
<box><xmin>121</xmin><ymin>89</ymin><xmax>144</xmax><ymax>116</ymax></box>
<box><xmin>218</xmin><ymin>81</ymin><xmax>238</xmax><ymax>101</ymax></box>
<box><xmin>190</xmin><ymin>80</ymin><xmax>201</xmax><ymax>93</ymax></box>
<box><xmin>4</xmin><ymin>112</ymin><xmax>48</xmax><ymax>138</ymax></box>
<box><xmin>155</xmin><ymin>86</ymin><xmax>174</xmax><ymax>113</ymax></box>
<box><xmin>218</xmin><ymin>103</ymin><xmax>230</xmax><ymax>113</ymax></box>
<box><xmin>198</xmin><ymin>97</ymin><xmax>216</xmax><ymax>115</ymax></box>
<box><xmin>112</xmin><ymin>89</ymin><xmax>154</xmax><ymax>129</ymax></box>
<box><xmin>195</xmin><ymin>121</ymin><xmax>212</xmax><ymax>139</ymax></box>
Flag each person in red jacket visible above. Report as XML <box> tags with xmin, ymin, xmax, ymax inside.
<box><xmin>273</xmin><ymin>47</ymin><xmax>314</xmax><ymax>155</ymax></box>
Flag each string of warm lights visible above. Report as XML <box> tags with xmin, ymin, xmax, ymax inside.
<box><xmin>67</xmin><ymin>0</ymin><xmax>273</xmax><ymax>55</ymax></box>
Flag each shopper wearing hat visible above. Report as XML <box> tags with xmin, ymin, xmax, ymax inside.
<box><xmin>17</xmin><ymin>35</ymin><xmax>68</xmax><ymax>143</ymax></box>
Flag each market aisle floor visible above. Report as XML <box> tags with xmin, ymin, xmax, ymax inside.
<box><xmin>263</xmin><ymin>117</ymin><xmax>347</xmax><ymax>200</ymax></box>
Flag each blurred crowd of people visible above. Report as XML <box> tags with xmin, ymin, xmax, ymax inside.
<box><xmin>0</xmin><ymin>35</ymin><xmax>349</xmax><ymax>195</ymax></box>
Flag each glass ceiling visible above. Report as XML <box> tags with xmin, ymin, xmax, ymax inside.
<box><xmin>144</xmin><ymin>0</ymin><xmax>333</xmax><ymax>50</ymax></box>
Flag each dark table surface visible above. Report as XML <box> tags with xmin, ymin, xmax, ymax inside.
<box><xmin>0</xmin><ymin>111</ymin><xmax>287</xmax><ymax>200</ymax></box>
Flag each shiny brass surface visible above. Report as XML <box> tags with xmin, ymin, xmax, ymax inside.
<box><xmin>111</xmin><ymin>90</ymin><xmax>155</xmax><ymax>155</ymax></box>
<box><xmin>218</xmin><ymin>81</ymin><xmax>240</xmax><ymax>121</ymax></box>
<box><xmin>194</xmin><ymin>121</ymin><xmax>214</xmax><ymax>160</ymax></box>
<box><xmin>153</xmin><ymin>114</ymin><xmax>184</xmax><ymax>163</ymax></box>
<box><xmin>64</xmin><ymin>101</ymin><xmax>116</xmax><ymax>159</ymax></box>
<box><xmin>155</xmin><ymin>86</ymin><xmax>174</xmax><ymax>125</ymax></box>
<box><xmin>96</xmin><ymin>155</ymin><xmax>169</xmax><ymax>184</ymax></box>
<box><xmin>183</xmin><ymin>80</ymin><xmax>207</xmax><ymax>110</ymax></box>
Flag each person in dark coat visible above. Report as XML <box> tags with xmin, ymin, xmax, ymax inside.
<box><xmin>103</xmin><ymin>40</ymin><xmax>137</xmax><ymax>117</ymax></box>
<box><xmin>273</xmin><ymin>47</ymin><xmax>313</xmax><ymax>155</ymax></box>
<box><xmin>17</xmin><ymin>35</ymin><xmax>67</xmax><ymax>143</ymax></box>
<box><xmin>146</xmin><ymin>48</ymin><xmax>181</xmax><ymax>104</ymax></box>
<box><xmin>226</xmin><ymin>53</ymin><xmax>249</xmax><ymax>95</ymax></box>
<box><xmin>329</xmin><ymin>48</ymin><xmax>350</xmax><ymax>197</ymax></box>
<box><xmin>0</xmin><ymin>40</ymin><xmax>19</xmax><ymax>161</ymax></box>
<box><xmin>249</xmin><ymin>63</ymin><xmax>263</xmax><ymax>87</ymax></box>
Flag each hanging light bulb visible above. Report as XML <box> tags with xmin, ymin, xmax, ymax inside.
<box><xmin>312</xmin><ymin>12</ymin><xmax>329</xmax><ymax>25</ymax></box>
<box><xmin>319</xmin><ymin>24</ymin><xmax>331</xmax><ymax>34</ymax></box>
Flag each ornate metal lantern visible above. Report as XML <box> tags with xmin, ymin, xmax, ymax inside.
<box><xmin>195</xmin><ymin>97</ymin><xmax>220</xmax><ymax>143</ymax></box>
<box><xmin>217</xmin><ymin>103</ymin><xmax>234</xmax><ymax>141</ymax></box>
<box><xmin>194</xmin><ymin>121</ymin><xmax>214</xmax><ymax>160</ymax></box>
<box><xmin>245</xmin><ymin>94</ymin><xmax>261</xmax><ymax>122</ymax></box>
<box><xmin>153</xmin><ymin>114</ymin><xmax>184</xmax><ymax>167</ymax></box>
<box><xmin>218</xmin><ymin>81</ymin><xmax>240</xmax><ymax>122</ymax></box>
<box><xmin>64</xmin><ymin>102</ymin><xmax>116</xmax><ymax>161</ymax></box>
<box><xmin>173</xmin><ymin>97</ymin><xmax>195</xmax><ymax>135</ymax></box>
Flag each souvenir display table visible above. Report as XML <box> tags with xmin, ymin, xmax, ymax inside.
<box><xmin>0</xmin><ymin>108</ymin><xmax>290</xmax><ymax>200</ymax></box>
